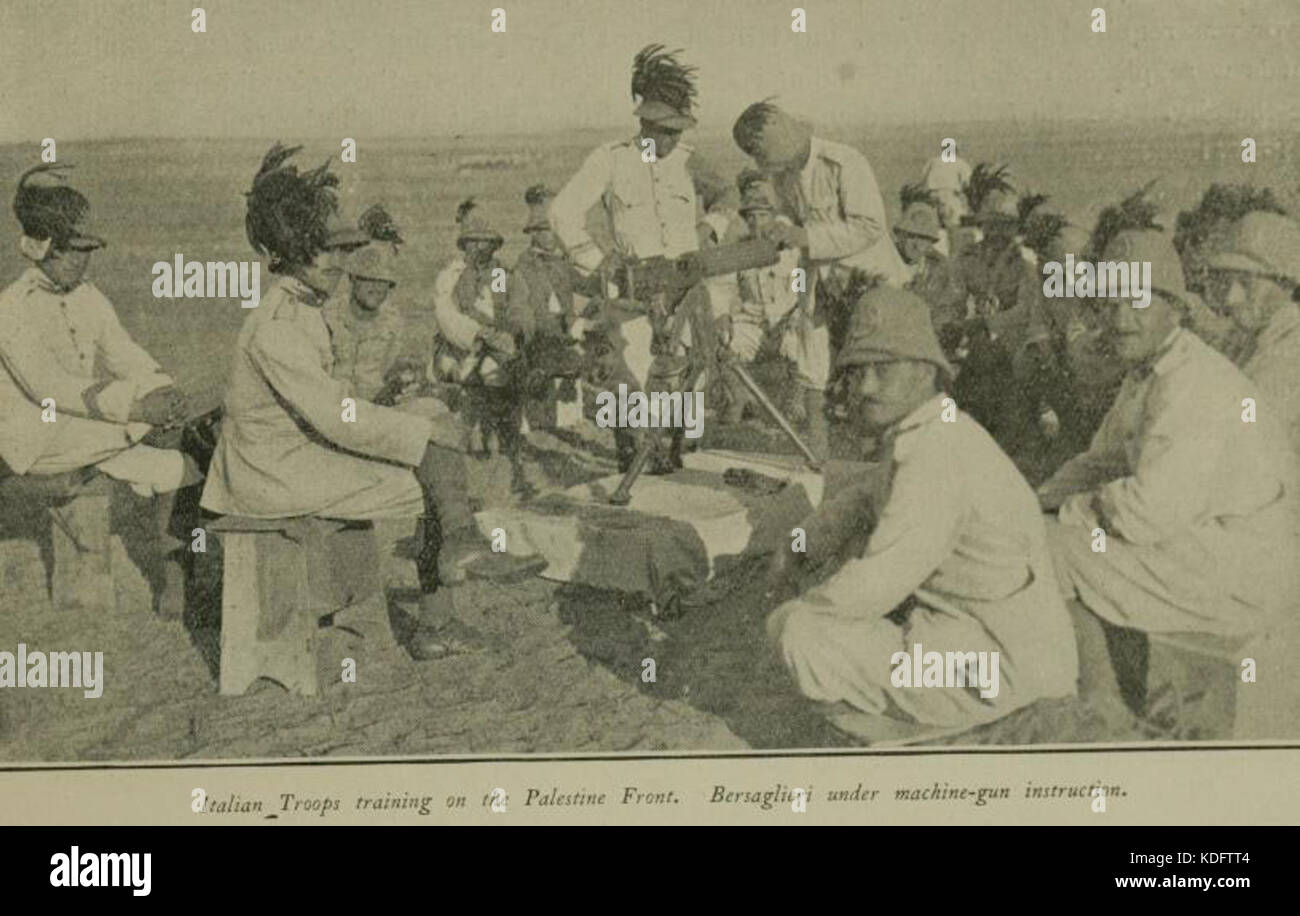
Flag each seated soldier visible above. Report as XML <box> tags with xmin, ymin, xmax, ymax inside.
<box><xmin>201</xmin><ymin>145</ymin><xmax>541</xmax><ymax>660</ymax></box>
<box><xmin>1039</xmin><ymin>227</ymin><xmax>1300</xmax><ymax>718</ymax></box>
<box><xmin>766</xmin><ymin>287</ymin><xmax>1078</xmax><ymax>738</ymax></box>
<box><xmin>0</xmin><ymin>164</ymin><xmax>202</xmax><ymax>616</ymax></box>
<box><xmin>324</xmin><ymin>210</ymin><xmax>407</xmax><ymax>403</ymax></box>
<box><xmin>1203</xmin><ymin>211</ymin><xmax>1300</xmax><ymax>455</ymax></box>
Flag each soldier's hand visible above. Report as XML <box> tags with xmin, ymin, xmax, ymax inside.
<box><xmin>479</xmin><ymin>329</ymin><xmax>517</xmax><ymax>359</ymax></box>
<box><xmin>130</xmin><ymin>386</ymin><xmax>187</xmax><ymax>427</ymax></box>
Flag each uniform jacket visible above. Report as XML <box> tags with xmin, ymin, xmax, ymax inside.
<box><xmin>775</xmin><ymin>395</ymin><xmax>1078</xmax><ymax>716</ymax></box>
<box><xmin>550</xmin><ymin>135</ymin><xmax>700</xmax><ymax>272</ymax></box>
<box><xmin>201</xmin><ymin>275</ymin><xmax>435</xmax><ymax>519</ymax></box>
<box><xmin>1240</xmin><ymin>301</ymin><xmax>1300</xmax><ymax>456</ymax></box>
<box><xmin>432</xmin><ymin>255</ymin><xmax>510</xmax><ymax>359</ymax></box>
<box><xmin>508</xmin><ymin>245</ymin><xmax>576</xmax><ymax>341</ymax></box>
<box><xmin>1041</xmin><ymin>327</ymin><xmax>1300</xmax><ymax>634</ymax></box>
<box><xmin>0</xmin><ymin>267</ymin><xmax>168</xmax><ymax>474</ymax></box>
<box><xmin>769</xmin><ymin>136</ymin><xmax>910</xmax><ymax>326</ymax></box>
<box><xmin>323</xmin><ymin>296</ymin><xmax>405</xmax><ymax>401</ymax></box>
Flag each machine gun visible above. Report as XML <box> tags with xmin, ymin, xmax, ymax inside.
<box><xmin>604</xmin><ymin>239</ymin><xmax>794</xmax><ymax>506</ymax></box>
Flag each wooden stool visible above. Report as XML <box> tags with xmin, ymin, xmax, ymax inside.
<box><xmin>209</xmin><ymin>516</ymin><xmax>381</xmax><ymax>697</ymax></box>
<box><xmin>46</xmin><ymin>475</ymin><xmax>115</xmax><ymax>613</ymax></box>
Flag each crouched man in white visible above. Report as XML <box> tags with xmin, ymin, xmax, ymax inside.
<box><xmin>766</xmin><ymin>287</ymin><xmax>1078</xmax><ymax>741</ymax></box>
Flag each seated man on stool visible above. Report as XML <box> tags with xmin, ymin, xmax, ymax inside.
<box><xmin>0</xmin><ymin>163</ymin><xmax>202</xmax><ymax>616</ymax></box>
<box><xmin>766</xmin><ymin>287</ymin><xmax>1078</xmax><ymax>740</ymax></box>
<box><xmin>201</xmin><ymin>144</ymin><xmax>542</xmax><ymax>660</ymax></box>
<box><xmin>1039</xmin><ymin>227</ymin><xmax>1300</xmax><ymax>726</ymax></box>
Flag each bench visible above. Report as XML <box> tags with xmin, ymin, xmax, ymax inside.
<box><xmin>207</xmin><ymin>515</ymin><xmax>382</xmax><ymax>697</ymax></box>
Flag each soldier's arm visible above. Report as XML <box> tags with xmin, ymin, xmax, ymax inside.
<box><xmin>806</xmin><ymin>151</ymin><xmax>886</xmax><ymax>262</ymax></box>
<box><xmin>247</xmin><ymin>321</ymin><xmax>434</xmax><ymax>468</ymax></box>
<box><xmin>795</xmin><ymin>444</ymin><xmax>962</xmax><ymax>619</ymax></box>
<box><xmin>550</xmin><ymin>146</ymin><xmax>613</xmax><ymax>273</ymax></box>
<box><xmin>0</xmin><ymin>318</ymin><xmax>133</xmax><ymax>423</ymax></box>
<box><xmin>432</xmin><ymin>263</ymin><xmax>488</xmax><ymax>353</ymax></box>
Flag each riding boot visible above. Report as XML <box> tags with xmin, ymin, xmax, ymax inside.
<box><xmin>153</xmin><ymin>484</ymin><xmax>197</xmax><ymax>620</ymax></box>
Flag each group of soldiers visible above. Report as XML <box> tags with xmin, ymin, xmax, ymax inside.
<box><xmin>2</xmin><ymin>42</ymin><xmax>1299</xmax><ymax>741</ymax></box>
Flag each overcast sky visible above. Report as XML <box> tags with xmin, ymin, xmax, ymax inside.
<box><xmin>3</xmin><ymin>0</ymin><xmax>1296</xmax><ymax>141</ymax></box>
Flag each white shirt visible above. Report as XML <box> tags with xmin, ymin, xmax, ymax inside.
<box><xmin>550</xmin><ymin>135</ymin><xmax>699</xmax><ymax>272</ymax></box>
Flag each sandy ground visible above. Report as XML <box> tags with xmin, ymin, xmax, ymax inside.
<box><xmin>1</xmin><ymin>416</ymin><xmax>1163</xmax><ymax>763</ymax></box>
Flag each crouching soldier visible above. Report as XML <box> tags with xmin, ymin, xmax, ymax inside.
<box><xmin>202</xmin><ymin>145</ymin><xmax>541</xmax><ymax>660</ymax></box>
<box><xmin>0</xmin><ymin>164</ymin><xmax>203</xmax><ymax>616</ymax></box>
<box><xmin>1039</xmin><ymin>227</ymin><xmax>1300</xmax><ymax>721</ymax></box>
<box><xmin>766</xmin><ymin>287</ymin><xmax>1078</xmax><ymax>740</ymax></box>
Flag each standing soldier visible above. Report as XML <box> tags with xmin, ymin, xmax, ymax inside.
<box><xmin>550</xmin><ymin>44</ymin><xmax>715</xmax><ymax>397</ymax></box>
<box><xmin>731</xmin><ymin>100</ymin><xmax>910</xmax><ymax>461</ymax></box>
<box><xmin>508</xmin><ymin>184</ymin><xmax>584</xmax><ymax>433</ymax></box>
<box><xmin>893</xmin><ymin>184</ymin><xmax>965</xmax><ymax>346</ymax></box>
<box><xmin>431</xmin><ymin>198</ymin><xmax>520</xmax><ymax>462</ymax></box>
<box><xmin>0</xmin><ymin>163</ymin><xmax>201</xmax><ymax>616</ymax></box>
<box><xmin>202</xmin><ymin>145</ymin><xmax>540</xmax><ymax>660</ymax></box>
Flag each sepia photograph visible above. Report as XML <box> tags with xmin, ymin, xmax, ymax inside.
<box><xmin>0</xmin><ymin>0</ymin><xmax>1298</xmax><ymax>837</ymax></box>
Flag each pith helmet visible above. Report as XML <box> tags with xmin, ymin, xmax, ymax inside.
<box><xmin>1205</xmin><ymin>211</ymin><xmax>1300</xmax><ymax>286</ymax></box>
<box><xmin>523</xmin><ymin>184</ymin><xmax>554</xmax><ymax>233</ymax></box>
<box><xmin>346</xmin><ymin>244</ymin><xmax>399</xmax><ymax>285</ymax></box>
<box><xmin>738</xmin><ymin>171</ymin><xmax>777</xmax><ymax>214</ymax></box>
<box><xmin>893</xmin><ymin>203</ymin><xmax>942</xmax><ymax>242</ymax></box>
<box><xmin>456</xmin><ymin>198</ymin><xmax>503</xmax><ymax>248</ymax></box>
<box><xmin>13</xmin><ymin>164</ymin><xmax>105</xmax><ymax>252</ymax></box>
<box><xmin>836</xmin><ymin>286</ymin><xmax>954</xmax><ymax>378</ymax></box>
<box><xmin>1102</xmin><ymin>228</ymin><xmax>1187</xmax><ymax>303</ymax></box>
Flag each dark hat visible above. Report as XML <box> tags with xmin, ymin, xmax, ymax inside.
<box><xmin>456</xmin><ymin>198</ymin><xmax>503</xmax><ymax>247</ymax></box>
<box><xmin>893</xmin><ymin>202</ymin><xmax>942</xmax><ymax>242</ymax></box>
<box><xmin>631</xmin><ymin>44</ymin><xmax>697</xmax><ymax>130</ymax></box>
<box><xmin>836</xmin><ymin>286</ymin><xmax>954</xmax><ymax>378</ymax></box>
<box><xmin>523</xmin><ymin>184</ymin><xmax>554</xmax><ymax>233</ymax></box>
<box><xmin>13</xmin><ymin>164</ymin><xmax>105</xmax><ymax>252</ymax></box>
<box><xmin>358</xmin><ymin>203</ymin><xmax>404</xmax><ymax>249</ymax></box>
<box><xmin>245</xmin><ymin>143</ymin><xmax>359</xmax><ymax>268</ymax></box>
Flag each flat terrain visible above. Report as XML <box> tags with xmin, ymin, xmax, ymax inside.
<box><xmin>3</xmin><ymin>122</ymin><xmax>1293</xmax><ymax>760</ymax></box>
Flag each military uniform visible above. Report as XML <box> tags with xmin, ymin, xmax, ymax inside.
<box><xmin>323</xmin><ymin>296</ymin><xmax>405</xmax><ymax>402</ymax></box>
<box><xmin>0</xmin><ymin>267</ymin><xmax>195</xmax><ymax>496</ymax></box>
<box><xmin>201</xmin><ymin>275</ymin><xmax>439</xmax><ymax>520</ymax></box>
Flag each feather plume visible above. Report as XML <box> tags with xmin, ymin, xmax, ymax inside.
<box><xmin>359</xmin><ymin>203</ymin><xmax>403</xmax><ymax>247</ymax></box>
<box><xmin>1173</xmin><ymin>183</ymin><xmax>1287</xmax><ymax>254</ymax></box>
<box><xmin>631</xmin><ymin>43</ymin><xmax>697</xmax><ymax>111</ymax></box>
<box><xmin>524</xmin><ymin>184</ymin><xmax>553</xmax><ymax>206</ymax></box>
<box><xmin>1087</xmin><ymin>180</ymin><xmax>1161</xmax><ymax>260</ymax></box>
<box><xmin>962</xmin><ymin>163</ymin><xmax>1013</xmax><ymax>215</ymax></box>
<box><xmin>899</xmin><ymin>181</ymin><xmax>938</xmax><ymax>211</ymax></box>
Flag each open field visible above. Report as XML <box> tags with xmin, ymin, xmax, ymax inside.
<box><xmin>2</xmin><ymin>121</ymin><xmax>1298</xmax><ymax>759</ymax></box>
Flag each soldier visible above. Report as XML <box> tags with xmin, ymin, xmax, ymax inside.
<box><xmin>431</xmin><ymin>198</ymin><xmax>521</xmax><ymax>464</ymax></box>
<box><xmin>731</xmin><ymin>101</ymin><xmax>910</xmax><ymax>461</ymax></box>
<box><xmin>507</xmin><ymin>184</ymin><xmax>584</xmax><ymax>433</ymax></box>
<box><xmin>766</xmin><ymin>287</ymin><xmax>1078</xmax><ymax>740</ymax></box>
<box><xmin>201</xmin><ymin>145</ymin><xmax>540</xmax><ymax>660</ymax></box>
<box><xmin>893</xmin><ymin>187</ymin><xmax>965</xmax><ymax>343</ymax></box>
<box><xmin>1204</xmin><ymin>211</ymin><xmax>1300</xmax><ymax>455</ymax></box>
<box><xmin>325</xmin><ymin>205</ymin><xmax>407</xmax><ymax>402</ymax></box>
<box><xmin>551</xmin><ymin>44</ymin><xmax>717</xmax><ymax>471</ymax></box>
<box><xmin>722</xmin><ymin>171</ymin><xmax>813</xmax><ymax>434</ymax></box>
<box><xmin>920</xmin><ymin>152</ymin><xmax>973</xmax><ymax>256</ymax></box>
<box><xmin>1040</xmin><ymin>226</ymin><xmax>1299</xmax><ymax>719</ymax></box>
<box><xmin>0</xmin><ymin>163</ymin><xmax>201</xmax><ymax>616</ymax></box>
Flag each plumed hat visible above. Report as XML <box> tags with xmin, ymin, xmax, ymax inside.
<box><xmin>13</xmin><ymin>163</ymin><xmax>105</xmax><ymax>256</ymax></box>
<box><xmin>456</xmin><ymin>198</ymin><xmax>503</xmax><ymax>247</ymax></box>
<box><xmin>245</xmin><ymin>143</ymin><xmax>366</xmax><ymax>270</ymax></box>
<box><xmin>632</xmin><ymin>44</ymin><xmax>698</xmax><ymax>130</ymax></box>
<box><xmin>523</xmin><ymin>184</ymin><xmax>554</xmax><ymax>233</ymax></box>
